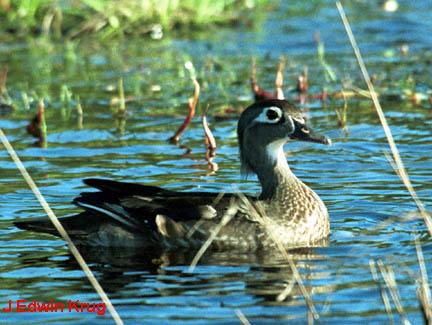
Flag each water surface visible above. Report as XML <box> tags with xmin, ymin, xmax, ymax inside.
<box><xmin>0</xmin><ymin>1</ymin><xmax>431</xmax><ymax>323</ymax></box>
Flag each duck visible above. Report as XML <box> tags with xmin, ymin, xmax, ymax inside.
<box><xmin>14</xmin><ymin>99</ymin><xmax>331</xmax><ymax>250</ymax></box>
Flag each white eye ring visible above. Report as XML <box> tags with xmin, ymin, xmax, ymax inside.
<box><xmin>255</xmin><ymin>106</ymin><xmax>283</xmax><ymax>124</ymax></box>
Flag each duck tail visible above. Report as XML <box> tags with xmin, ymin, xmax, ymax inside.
<box><xmin>14</xmin><ymin>217</ymin><xmax>59</xmax><ymax>236</ymax></box>
<box><xmin>14</xmin><ymin>212</ymin><xmax>99</xmax><ymax>237</ymax></box>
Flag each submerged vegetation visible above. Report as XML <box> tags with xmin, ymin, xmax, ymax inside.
<box><xmin>0</xmin><ymin>0</ymin><xmax>269</xmax><ymax>39</ymax></box>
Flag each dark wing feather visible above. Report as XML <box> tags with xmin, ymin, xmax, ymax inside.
<box><xmin>74</xmin><ymin>178</ymin><xmax>240</xmax><ymax>229</ymax></box>
<box><xmin>83</xmin><ymin>178</ymin><xmax>172</xmax><ymax>196</ymax></box>
<box><xmin>15</xmin><ymin>178</ymin><xmax>257</xmax><ymax>239</ymax></box>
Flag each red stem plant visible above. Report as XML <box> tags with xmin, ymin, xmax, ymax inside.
<box><xmin>202</xmin><ymin>105</ymin><xmax>218</xmax><ymax>172</ymax></box>
<box><xmin>169</xmin><ymin>78</ymin><xmax>200</xmax><ymax>144</ymax></box>
<box><xmin>26</xmin><ymin>99</ymin><xmax>47</xmax><ymax>147</ymax></box>
<box><xmin>250</xmin><ymin>58</ymin><xmax>276</xmax><ymax>102</ymax></box>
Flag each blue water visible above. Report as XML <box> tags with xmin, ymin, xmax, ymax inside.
<box><xmin>0</xmin><ymin>1</ymin><xmax>431</xmax><ymax>323</ymax></box>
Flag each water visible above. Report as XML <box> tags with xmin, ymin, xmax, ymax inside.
<box><xmin>0</xmin><ymin>1</ymin><xmax>432</xmax><ymax>323</ymax></box>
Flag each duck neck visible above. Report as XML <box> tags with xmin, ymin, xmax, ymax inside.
<box><xmin>256</xmin><ymin>142</ymin><xmax>297</xmax><ymax>200</ymax></box>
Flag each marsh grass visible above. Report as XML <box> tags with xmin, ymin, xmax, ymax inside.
<box><xmin>189</xmin><ymin>192</ymin><xmax>319</xmax><ymax>320</ymax></box>
<box><xmin>0</xmin><ymin>66</ymin><xmax>14</xmax><ymax>111</ymax></box>
<box><xmin>0</xmin><ymin>0</ymin><xmax>268</xmax><ymax>38</ymax></box>
<box><xmin>235</xmin><ymin>193</ymin><xmax>319</xmax><ymax>319</ymax></box>
<box><xmin>369</xmin><ymin>260</ymin><xmax>395</xmax><ymax>324</ymax></box>
<box><xmin>337</xmin><ymin>3</ymin><xmax>432</xmax><ymax>323</ymax></box>
<box><xmin>0</xmin><ymin>128</ymin><xmax>123</xmax><ymax>325</ymax></box>
<box><xmin>336</xmin><ymin>1</ymin><xmax>431</xmax><ymax>231</ymax></box>
<box><xmin>275</xmin><ymin>56</ymin><xmax>285</xmax><ymax>100</ymax></box>
<box><xmin>315</xmin><ymin>32</ymin><xmax>337</xmax><ymax>83</ymax></box>
<box><xmin>188</xmin><ymin>198</ymin><xmax>237</xmax><ymax>271</ymax></box>
<box><xmin>334</xmin><ymin>89</ymin><xmax>348</xmax><ymax>130</ymax></box>
<box><xmin>75</xmin><ymin>95</ymin><xmax>83</xmax><ymax>129</ymax></box>
<box><xmin>377</xmin><ymin>260</ymin><xmax>410</xmax><ymax>324</ymax></box>
<box><xmin>169</xmin><ymin>75</ymin><xmax>200</xmax><ymax>144</ymax></box>
<box><xmin>117</xmin><ymin>77</ymin><xmax>126</xmax><ymax>116</ymax></box>
<box><xmin>415</xmin><ymin>240</ymin><xmax>432</xmax><ymax>323</ymax></box>
<box><xmin>202</xmin><ymin>104</ymin><xmax>219</xmax><ymax>172</ymax></box>
<box><xmin>235</xmin><ymin>308</ymin><xmax>251</xmax><ymax>325</ymax></box>
<box><xmin>0</xmin><ymin>66</ymin><xmax>8</xmax><ymax>96</ymax></box>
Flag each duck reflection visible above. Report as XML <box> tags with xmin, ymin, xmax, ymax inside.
<box><xmin>15</xmin><ymin>240</ymin><xmax>335</xmax><ymax>310</ymax></box>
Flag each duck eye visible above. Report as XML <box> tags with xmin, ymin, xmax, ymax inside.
<box><xmin>254</xmin><ymin>106</ymin><xmax>283</xmax><ymax>124</ymax></box>
<box><xmin>266</xmin><ymin>109</ymin><xmax>280</xmax><ymax>121</ymax></box>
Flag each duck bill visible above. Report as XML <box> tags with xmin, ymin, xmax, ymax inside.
<box><xmin>289</xmin><ymin>123</ymin><xmax>331</xmax><ymax>145</ymax></box>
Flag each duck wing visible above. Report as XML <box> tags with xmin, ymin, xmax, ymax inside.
<box><xmin>78</xmin><ymin>179</ymin><xmax>268</xmax><ymax>248</ymax></box>
<box><xmin>75</xmin><ymin>178</ymin><xmax>237</xmax><ymax>232</ymax></box>
<box><xmin>15</xmin><ymin>178</ymin><xmax>255</xmax><ymax>240</ymax></box>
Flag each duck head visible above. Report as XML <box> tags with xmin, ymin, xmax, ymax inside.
<box><xmin>237</xmin><ymin>99</ymin><xmax>331</xmax><ymax>180</ymax></box>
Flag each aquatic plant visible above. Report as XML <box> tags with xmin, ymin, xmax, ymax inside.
<box><xmin>250</xmin><ymin>57</ymin><xmax>286</xmax><ymax>102</ymax></box>
<box><xmin>337</xmin><ymin>2</ymin><xmax>430</xmax><ymax>227</ymax></box>
<box><xmin>169</xmin><ymin>63</ymin><xmax>199</xmax><ymax>144</ymax></box>
<box><xmin>337</xmin><ymin>3</ymin><xmax>431</xmax><ymax>323</ymax></box>
<box><xmin>26</xmin><ymin>99</ymin><xmax>47</xmax><ymax>148</ymax></box>
<box><xmin>0</xmin><ymin>0</ymin><xmax>269</xmax><ymax>38</ymax></box>
<box><xmin>202</xmin><ymin>104</ymin><xmax>218</xmax><ymax>172</ymax></box>
<box><xmin>0</xmin><ymin>127</ymin><xmax>123</xmax><ymax>324</ymax></box>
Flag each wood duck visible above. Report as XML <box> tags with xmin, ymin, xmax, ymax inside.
<box><xmin>15</xmin><ymin>99</ymin><xmax>331</xmax><ymax>250</ymax></box>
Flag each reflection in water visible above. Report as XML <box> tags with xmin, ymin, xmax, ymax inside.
<box><xmin>13</xmin><ymin>244</ymin><xmax>336</xmax><ymax>318</ymax></box>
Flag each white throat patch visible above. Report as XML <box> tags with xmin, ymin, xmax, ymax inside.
<box><xmin>266</xmin><ymin>139</ymin><xmax>289</xmax><ymax>168</ymax></box>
